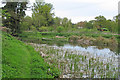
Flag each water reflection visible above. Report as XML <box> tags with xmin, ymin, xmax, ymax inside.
<box><xmin>61</xmin><ymin>44</ymin><xmax>117</xmax><ymax>58</ymax></box>
<box><xmin>29</xmin><ymin>43</ymin><xmax>118</xmax><ymax>78</ymax></box>
<box><xmin>39</xmin><ymin>40</ymin><xmax>119</xmax><ymax>55</ymax></box>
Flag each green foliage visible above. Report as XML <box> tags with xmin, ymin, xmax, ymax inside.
<box><xmin>2</xmin><ymin>32</ymin><xmax>60</xmax><ymax>78</ymax></box>
<box><xmin>69</xmin><ymin>35</ymin><xmax>118</xmax><ymax>48</ymax></box>
<box><xmin>39</xmin><ymin>26</ymin><xmax>48</xmax><ymax>32</ymax></box>
<box><xmin>30</xmin><ymin>25</ymin><xmax>37</xmax><ymax>31</ymax></box>
<box><xmin>2</xmin><ymin>2</ymin><xmax>28</xmax><ymax>34</ymax></box>
<box><xmin>18</xmin><ymin>31</ymin><xmax>42</xmax><ymax>43</ymax></box>
<box><xmin>93</xmin><ymin>15</ymin><xmax>118</xmax><ymax>33</ymax></box>
<box><xmin>48</xmin><ymin>27</ymin><xmax>54</xmax><ymax>32</ymax></box>
<box><xmin>20</xmin><ymin>16</ymin><xmax>33</xmax><ymax>31</ymax></box>
<box><xmin>2</xmin><ymin>1</ymin><xmax>118</xmax><ymax>34</ymax></box>
<box><xmin>53</xmin><ymin>17</ymin><xmax>62</xmax><ymax>27</ymax></box>
<box><xmin>56</xmin><ymin>26</ymin><xmax>64</xmax><ymax>33</ymax></box>
<box><xmin>20</xmin><ymin>22</ymin><xmax>28</xmax><ymax>31</ymax></box>
<box><xmin>75</xmin><ymin>15</ymin><xmax>118</xmax><ymax>33</ymax></box>
<box><xmin>85</xmin><ymin>22</ymin><xmax>93</xmax><ymax>29</ymax></box>
<box><xmin>2</xmin><ymin>9</ymin><xmax>11</xmax><ymax>19</ymax></box>
<box><xmin>18</xmin><ymin>30</ymin><xmax>120</xmax><ymax>45</ymax></box>
<box><xmin>32</xmin><ymin>0</ymin><xmax>54</xmax><ymax>28</ymax></box>
<box><xmin>95</xmin><ymin>15</ymin><xmax>106</xmax><ymax>21</ymax></box>
<box><xmin>2</xmin><ymin>32</ymin><xmax>31</xmax><ymax>78</ymax></box>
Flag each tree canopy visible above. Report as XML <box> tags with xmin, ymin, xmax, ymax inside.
<box><xmin>2</xmin><ymin>2</ymin><xmax>28</xmax><ymax>34</ymax></box>
<box><xmin>32</xmin><ymin>0</ymin><xmax>54</xmax><ymax>29</ymax></box>
<box><xmin>2</xmin><ymin>1</ymin><xmax>118</xmax><ymax>34</ymax></box>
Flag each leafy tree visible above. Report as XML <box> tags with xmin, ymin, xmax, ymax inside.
<box><xmin>85</xmin><ymin>22</ymin><xmax>93</xmax><ymax>29</ymax></box>
<box><xmin>2</xmin><ymin>1</ymin><xmax>28</xmax><ymax>34</ymax></box>
<box><xmin>62</xmin><ymin>17</ymin><xmax>72</xmax><ymax>29</ymax></box>
<box><xmin>62</xmin><ymin>17</ymin><xmax>68</xmax><ymax>28</ymax></box>
<box><xmin>48</xmin><ymin>27</ymin><xmax>54</xmax><ymax>32</ymax></box>
<box><xmin>20</xmin><ymin>16</ymin><xmax>33</xmax><ymax>31</ymax></box>
<box><xmin>56</xmin><ymin>26</ymin><xmax>64</xmax><ymax>33</ymax></box>
<box><xmin>1</xmin><ymin>9</ymin><xmax>11</xmax><ymax>26</ymax></box>
<box><xmin>76</xmin><ymin>21</ymin><xmax>86</xmax><ymax>28</ymax></box>
<box><xmin>95</xmin><ymin>15</ymin><xmax>106</xmax><ymax>22</ymax></box>
<box><xmin>93</xmin><ymin>15</ymin><xmax>118</xmax><ymax>33</ymax></box>
<box><xmin>113</xmin><ymin>15</ymin><xmax>118</xmax><ymax>23</ymax></box>
<box><xmin>38</xmin><ymin>26</ymin><xmax>48</xmax><ymax>32</ymax></box>
<box><xmin>53</xmin><ymin>17</ymin><xmax>62</xmax><ymax>28</ymax></box>
<box><xmin>94</xmin><ymin>15</ymin><xmax>106</xmax><ymax>28</ymax></box>
<box><xmin>32</xmin><ymin>0</ymin><xmax>54</xmax><ymax>29</ymax></box>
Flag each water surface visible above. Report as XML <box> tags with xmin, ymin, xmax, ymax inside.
<box><xmin>30</xmin><ymin>43</ymin><xmax>118</xmax><ymax>78</ymax></box>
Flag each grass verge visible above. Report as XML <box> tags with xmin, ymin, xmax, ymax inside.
<box><xmin>2</xmin><ymin>32</ymin><xmax>60</xmax><ymax>78</ymax></box>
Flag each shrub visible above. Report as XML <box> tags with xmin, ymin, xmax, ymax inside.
<box><xmin>1</xmin><ymin>27</ymin><xmax>11</xmax><ymax>34</ymax></box>
<box><xmin>30</xmin><ymin>25</ymin><xmax>37</xmax><ymax>31</ymax></box>
<box><xmin>48</xmin><ymin>27</ymin><xmax>54</xmax><ymax>32</ymax></box>
<box><xmin>68</xmin><ymin>35</ymin><xmax>79</xmax><ymax>42</ymax></box>
<box><xmin>56</xmin><ymin>26</ymin><xmax>64</xmax><ymax>33</ymax></box>
<box><xmin>39</xmin><ymin>26</ymin><xmax>48</xmax><ymax>32</ymax></box>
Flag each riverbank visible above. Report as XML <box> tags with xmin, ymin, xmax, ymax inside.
<box><xmin>17</xmin><ymin>31</ymin><xmax>120</xmax><ymax>43</ymax></box>
<box><xmin>2</xmin><ymin>32</ymin><xmax>60</xmax><ymax>78</ymax></box>
<box><xmin>2</xmin><ymin>30</ymin><xmax>119</xmax><ymax>78</ymax></box>
<box><xmin>17</xmin><ymin>31</ymin><xmax>119</xmax><ymax>53</ymax></box>
<box><xmin>69</xmin><ymin>35</ymin><xmax>118</xmax><ymax>47</ymax></box>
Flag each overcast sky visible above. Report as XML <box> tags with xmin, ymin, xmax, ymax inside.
<box><xmin>46</xmin><ymin>0</ymin><xmax>119</xmax><ymax>23</ymax></box>
<box><xmin>1</xmin><ymin>0</ymin><xmax>120</xmax><ymax>23</ymax></box>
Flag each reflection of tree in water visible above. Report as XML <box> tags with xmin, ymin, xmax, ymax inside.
<box><xmin>69</xmin><ymin>42</ymin><xmax>119</xmax><ymax>55</ymax></box>
<box><xmin>34</xmin><ymin>39</ymin><xmax>119</xmax><ymax>55</ymax></box>
<box><xmin>56</xmin><ymin>42</ymin><xmax>64</xmax><ymax>47</ymax></box>
<box><xmin>40</xmin><ymin>40</ymin><xmax>67</xmax><ymax>47</ymax></box>
<box><xmin>117</xmin><ymin>43</ymin><xmax>120</xmax><ymax>54</ymax></box>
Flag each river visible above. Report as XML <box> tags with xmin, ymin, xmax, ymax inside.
<box><xmin>29</xmin><ymin>42</ymin><xmax>119</xmax><ymax>78</ymax></box>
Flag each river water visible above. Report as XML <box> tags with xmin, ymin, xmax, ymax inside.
<box><xmin>52</xmin><ymin>44</ymin><xmax>118</xmax><ymax>58</ymax></box>
<box><xmin>29</xmin><ymin>42</ymin><xmax>119</xmax><ymax>78</ymax></box>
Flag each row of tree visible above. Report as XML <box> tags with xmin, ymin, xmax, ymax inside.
<box><xmin>76</xmin><ymin>15</ymin><xmax>118</xmax><ymax>33</ymax></box>
<box><xmin>2</xmin><ymin>0</ymin><xmax>73</xmax><ymax>34</ymax></box>
<box><xmin>2</xmin><ymin>0</ymin><xmax>119</xmax><ymax>34</ymax></box>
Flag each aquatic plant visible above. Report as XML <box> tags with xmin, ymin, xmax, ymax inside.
<box><xmin>70</xmin><ymin>63</ymin><xmax>73</xmax><ymax>71</ymax></box>
<box><xmin>29</xmin><ymin>43</ymin><xmax>118</xmax><ymax>78</ymax></box>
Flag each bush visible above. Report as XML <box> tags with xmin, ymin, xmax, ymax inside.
<box><xmin>1</xmin><ymin>27</ymin><xmax>11</xmax><ymax>34</ymax></box>
<box><xmin>20</xmin><ymin>22</ymin><xmax>29</xmax><ymax>31</ymax></box>
<box><xmin>39</xmin><ymin>26</ymin><xmax>48</xmax><ymax>32</ymax></box>
<box><xmin>56</xmin><ymin>26</ymin><xmax>64</xmax><ymax>33</ymax></box>
<box><xmin>30</xmin><ymin>25</ymin><xmax>37</xmax><ymax>31</ymax></box>
<box><xmin>48</xmin><ymin>27</ymin><xmax>54</xmax><ymax>32</ymax></box>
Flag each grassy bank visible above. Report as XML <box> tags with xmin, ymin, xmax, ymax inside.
<box><xmin>2</xmin><ymin>32</ymin><xmax>60</xmax><ymax>78</ymax></box>
<box><xmin>69</xmin><ymin>35</ymin><xmax>118</xmax><ymax>46</ymax></box>
<box><xmin>16</xmin><ymin>31</ymin><xmax>120</xmax><ymax>54</ymax></box>
<box><xmin>17</xmin><ymin>31</ymin><xmax>120</xmax><ymax>47</ymax></box>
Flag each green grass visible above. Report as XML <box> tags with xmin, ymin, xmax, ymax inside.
<box><xmin>2</xmin><ymin>32</ymin><xmax>60</xmax><ymax>78</ymax></box>
<box><xmin>18</xmin><ymin>30</ymin><xmax>120</xmax><ymax>43</ymax></box>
